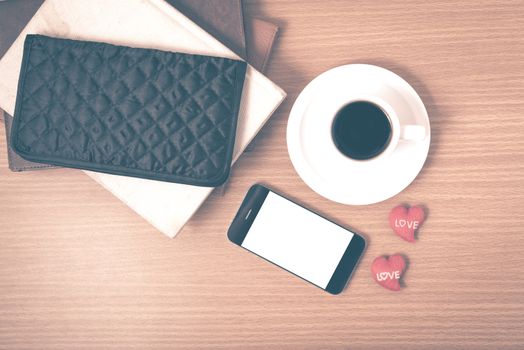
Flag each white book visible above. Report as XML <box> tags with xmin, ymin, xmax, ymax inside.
<box><xmin>0</xmin><ymin>0</ymin><xmax>286</xmax><ymax>238</ymax></box>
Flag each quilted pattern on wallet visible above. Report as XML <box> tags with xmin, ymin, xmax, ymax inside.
<box><xmin>12</xmin><ymin>35</ymin><xmax>247</xmax><ymax>186</ymax></box>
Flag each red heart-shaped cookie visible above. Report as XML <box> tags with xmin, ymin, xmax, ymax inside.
<box><xmin>371</xmin><ymin>255</ymin><xmax>407</xmax><ymax>291</ymax></box>
<box><xmin>389</xmin><ymin>205</ymin><xmax>425</xmax><ymax>242</ymax></box>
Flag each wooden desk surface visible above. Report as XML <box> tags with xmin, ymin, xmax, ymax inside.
<box><xmin>1</xmin><ymin>1</ymin><xmax>524</xmax><ymax>348</ymax></box>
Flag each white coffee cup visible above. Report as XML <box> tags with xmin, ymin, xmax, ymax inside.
<box><xmin>329</xmin><ymin>95</ymin><xmax>426</xmax><ymax>162</ymax></box>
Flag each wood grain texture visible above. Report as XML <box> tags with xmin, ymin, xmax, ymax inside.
<box><xmin>1</xmin><ymin>0</ymin><xmax>524</xmax><ymax>348</ymax></box>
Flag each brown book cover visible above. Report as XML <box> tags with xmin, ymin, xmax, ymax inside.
<box><xmin>166</xmin><ymin>0</ymin><xmax>247</xmax><ymax>59</ymax></box>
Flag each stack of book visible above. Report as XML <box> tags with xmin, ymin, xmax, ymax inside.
<box><xmin>0</xmin><ymin>0</ymin><xmax>286</xmax><ymax>238</ymax></box>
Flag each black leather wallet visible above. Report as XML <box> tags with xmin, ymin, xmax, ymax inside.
<box><xmin>11</xmin><ymin>35</ymin><xmax>247</xmax><ymax>186</ymax></box>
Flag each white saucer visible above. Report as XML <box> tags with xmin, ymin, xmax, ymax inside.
<box><xmin>286</xmin><ymin>64</ymin><xmax>430</xmax><ymax>205</ymax></box>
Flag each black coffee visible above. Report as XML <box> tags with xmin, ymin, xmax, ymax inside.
<box><xmin>332</xmin><ymin>101</ymin><xmax>392</xmax><ymax>160</ymax></box>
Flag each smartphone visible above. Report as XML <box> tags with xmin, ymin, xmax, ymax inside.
<box><xmin>227</xmin><ymin>184</ymin><xmax>366</xmax><ymax>295</ymax></box>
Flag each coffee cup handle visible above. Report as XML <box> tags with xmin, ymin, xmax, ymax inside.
<box><xmin>400</xmin><ymin>124</ymin><xmax>426</xmax><ymax>141</ymax></box>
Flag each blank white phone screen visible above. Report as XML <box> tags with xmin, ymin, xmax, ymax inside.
<box><xmin>241</xmin><ymin>191</ymin><xmax>354</xmax><ymax>289</ymax></box>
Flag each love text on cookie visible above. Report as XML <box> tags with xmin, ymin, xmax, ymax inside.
<box><xmin>376</xmin><ymin>271</ymin><xmax>401</xmax><ymax>281</ymax></box>
<box><xmin>394</xmin><ymin>219</ymin><xmax>419</xmax><ymax>229</ymax></box>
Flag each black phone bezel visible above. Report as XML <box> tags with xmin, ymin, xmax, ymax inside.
<box><xmin>227</xmin><ymin>184</ymin><xmax>366</xmax><ymax>295</ymax></box>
